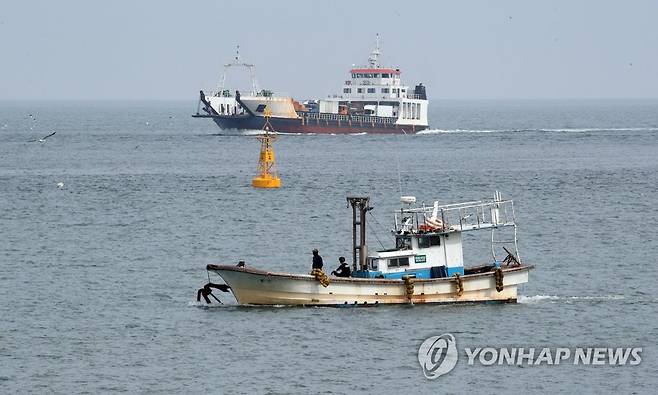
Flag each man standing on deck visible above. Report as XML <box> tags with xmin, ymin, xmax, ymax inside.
<box><xmin>311</xmin><ymin>249</ymin><xmax>323</xmax><ymax>271</ymax></box>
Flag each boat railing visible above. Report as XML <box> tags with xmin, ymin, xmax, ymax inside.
<box><xmin>404</xmin><ymin>93</ymin><xmax>423</xmax><ymax>100</ymax></box>
<box><xmin>205</xmin><ymin>89</ymin><xmax>234</xmax><ymax>98</ymax></box>
<box><xmin>298</xmin><ymin>112</ymin><xmax>398</xmax><ymax>125</ymax></box>
<box><xmin>394</xmin><ymin>199</ymin><xmax>517</xmax><ymax>233</ymax></box>
<box><xmin>207</xmin><ymin>90</ymin><xmax>285</xmax><ymax>99</ymax></box>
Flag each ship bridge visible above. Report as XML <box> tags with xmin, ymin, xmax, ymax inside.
<box><xmin>318</xmin><ymin>35</ymin><xmax>428</xmax><ymax>127</ymax></box>
<box><xmin>344</xmin><ymin>67</ymin><xmax>409</xmax><ymax>100</ymax></box>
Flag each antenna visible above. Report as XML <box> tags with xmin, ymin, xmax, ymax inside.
<box><xmin>218</xmin><ymin>45</ymin><xmax>260</xmax><ymax>96</ymax></box>
<box><xmin>368</xmin><ymin>33</ymin><xmax>381</xmax><ymax>68</ymax></box>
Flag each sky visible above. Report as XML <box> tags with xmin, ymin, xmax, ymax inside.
<box><xmin>1</xmin><ymin>0</ymin><xmax>657</xmax><ymax>100</ymax></box>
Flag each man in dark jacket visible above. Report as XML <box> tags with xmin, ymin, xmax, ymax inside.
<box><xmin>312</xmin><ymin>248</ymin><xmax>323</xmax><ymax>270</ymax></box>
<box><xmin>331</xmin><ymin>256</ymin><xmax>351</xmax><ymax>277</ymax></box>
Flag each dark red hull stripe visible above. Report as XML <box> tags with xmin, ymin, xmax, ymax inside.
<box><xmin>210</xmin><ymin>116</ymin><xmax>426</xmax><ymax>135</ymax></box>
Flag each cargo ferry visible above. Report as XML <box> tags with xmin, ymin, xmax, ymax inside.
<box><xmin>193</xmin><ymin>37</ymin><xmax>429</xmax><ymax>134</ymax></box>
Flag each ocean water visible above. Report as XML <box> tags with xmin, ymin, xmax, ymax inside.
<box><xmin>1</xmin><ymin>99</ymin><xmax>657</xmax><ymax>394</ymax></box>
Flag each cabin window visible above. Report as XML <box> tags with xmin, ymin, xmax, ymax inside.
<box><xmin>255</xmin><ymin>104</ymin><xmax>267</xmax><ymax>113</ymax></box>
<box><xmin>381</xmin><ymin>88</ymin><xmax>389</xmax><ymax>93</ymax></box>
<box><xmin>382</xmin><ymin>73</ymin><xmax>390</xmax><ymax>78</ymax></box>
<box><xmin>373</xmin><ymin>73</ymin><xmax>380</xmax><ymax>78</ymax></box>
<box><xmin>419</xmin><ymin>235</ymin><xmax>441</xmax><ymax>249</ymax></box>
<box><xmin>343</xmin><ymin>88</ymin><xmax>351</xmax><ymax>94</ymax></box>
<box><xmin>352</xmin><ymin>73</ymin><xmax>357</xmax><ymax>78</ymax></box>
<box><xmin>367</xmin><ymin>88</ymin><xmax>375</xmax><ymax>93</ymax></box>
<box><xmin>396</xmin><ymin>236</ymin><xmax>411</xmax><ymax>250</ymax></box>
<box><xmin>388</xmin><ymin>257</ymin><xmax>410</xmax><ymax>268</ymax></box>
<box><xmin>357</xmin><ymin>88</ymin><xmax>363</xmax><ymax>93</ymax></box>
<box><xmin>370</xmin><ymin>259</ymin><xmax>378</xmax><ymax>270</ymax></box>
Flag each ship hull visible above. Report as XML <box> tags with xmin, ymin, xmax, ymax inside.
<box><xmin>193</xmin><ymin>114</ymin><xmax>427</xmax><ymax>134</ymax></box>
<box><xmin>207</xmin><ymin>264</ymin><xmax>531</xmax><ymax>306</ymax></box>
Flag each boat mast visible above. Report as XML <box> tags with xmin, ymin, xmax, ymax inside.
<box><xmin>347</xmin><ymin>197</ymin><xmax>371</xmax><ymax>271</ymax></box>
<box><xmin>368</xmin><ymin>33</ymin><xmax>381</xmax><ymax>68</ymax></box>
<box><xmin>218</xmin><ymin>45</ymin><xmax>259</xmax><ymax>96</ymax></box>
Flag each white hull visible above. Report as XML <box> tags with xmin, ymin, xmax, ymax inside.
<box><xmin>207</xmin><ymin>264</ymin><xmax>531</xmax><ymax>306</ymax></box>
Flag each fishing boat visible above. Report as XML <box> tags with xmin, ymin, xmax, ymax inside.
<box><xmin>192</xmin><ymin>36</ymin><xmax>429</xmax><ymax>134</ymax></box>
<box><xmin>198</xmin><ymin>192</ymin><xmax>532</xmax><ymax>306</ymax></box>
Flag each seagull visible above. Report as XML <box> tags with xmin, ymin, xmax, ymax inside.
<box><xmin>29</xmin><ymin>131</ymin><xmax>56</xmax><ymax>143</ymax></box>
<box><xmin>56</xmin><ymin>181</ymin><xmax>65</xmax><ymax>189</ymax></box>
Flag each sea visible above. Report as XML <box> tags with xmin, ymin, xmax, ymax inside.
<box><xmin>1</xmin><ymin>99</ymin><xmax>657</xmax><ymax>394</ymax></box>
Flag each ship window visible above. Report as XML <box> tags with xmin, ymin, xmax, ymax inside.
<box><xmin>352</xmin><ymin>73</ymin><xmax>357</xmax><ymax>78</ymax></box>
<box><xmin>381</xmin><ymin>88</ymin><xmax>389</xmax><ymax>93</ymax></box>
<box><xmin>373</xmin><ymin>73</ymin><xmax>380</xmax><ymax>78</ymax></box>
<box><xmin>382</xmin><ymin>73</ymin><xmax>389</xmax><ymax>78</ymax></box>
<box><xmin>357</xmin><ymin>88</ymin><xmax>363</xmax><ymax>93</ymax></box>
<box><xmin>389</xmin><ymin>257</ymin><xmax>410</xmax><ymax>268</ymax></box>
<box><xmin>343</xmin><ymin>88</ymin><xmax>351</xmax><ymax>94</ymax></box>
<box><xmin>396</xmin><ymin>236</ymin><xmax>411</xmax><ymax>250</ymax></box>
<box><xmin>367</xmin><ymin>88</ymin><xmax>375</xmax><ymax>93</ymax></box>
<box><xmin>255</xmin><ymin>104</ymin><xmax>267</xmax><ymax>113</ymax></box>
<box><xmin>419</xmin><ymin>235</ymin><xmax>441</xmax><ymax>249</ymax></box>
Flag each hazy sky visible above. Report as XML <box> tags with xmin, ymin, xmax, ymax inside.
<box><xmin>1</xmin><ymin>0</ymin><xmax>657</xmax><ymax>100</ymax></box>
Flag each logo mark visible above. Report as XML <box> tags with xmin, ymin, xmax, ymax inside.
<box><xmin>418</xmin><ymin>333</ymin><xmax>458</xmax><ymax>379</ymax></box>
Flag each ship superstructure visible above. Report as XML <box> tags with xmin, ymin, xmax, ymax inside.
<box><xmin>193</xmin><ymin>37</ymin><xmax>429</xmax><ymax>134</ymax></box>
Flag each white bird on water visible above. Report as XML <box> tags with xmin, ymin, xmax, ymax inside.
<box><xmin>56</xmin><ymin>181</ymin><xmax>65</xmax><ymax>189</ymax></box>
<box><xmin>29</xmin><ymin>131</ymin><xmax>56</xmax><ymax>143</ymax></box>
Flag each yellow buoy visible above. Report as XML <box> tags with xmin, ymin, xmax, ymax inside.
<box><xmin>252</xmin><ymin>108</ymin><xmax>281</xmax><ymax>188</ymax></box>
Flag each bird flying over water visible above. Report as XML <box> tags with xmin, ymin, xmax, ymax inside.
<box><xmin>29</xmin><ymin>131</ymin><xmax>56</xmax><ymax>143</ymax></box>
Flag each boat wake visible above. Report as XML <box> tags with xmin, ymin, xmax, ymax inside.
<box><xmin>417</xmin><ymin>128</ymin><xmax>501</xmax><ymax>134</ymax></box>
<box><xmin>518</xmin><ymin>294</ymin><xmax>626</xmax><ymax>304</ymax></box>
<box><xmin>417</xmin><ymin>127</ymin><xmax>657</xmax><ymax>135</ymax></box>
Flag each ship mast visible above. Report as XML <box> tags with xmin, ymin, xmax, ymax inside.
<box><xmin>218</xmin><ymin>45</ymin><xmax>259</xmax><ymax>96</ymax></box>
<box><xmin>347</xmin><ymin>197</ymin><xmax>372</xmax><ymax>271</ymax></box>
<box><xmin>367</xmin><ymin>33</ymin><xmax>381</xmax><ymax>68</ymax></box>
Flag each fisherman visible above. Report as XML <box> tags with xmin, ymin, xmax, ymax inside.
<box><xmin>331</xmin><ymin>256</ymin><xmax>351</xmax><ymax>277</ymax></box>
<box><xmin>311</xmin><ymin>248</ymin><xmax>323</xmax><ymax>270</ymax></box>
